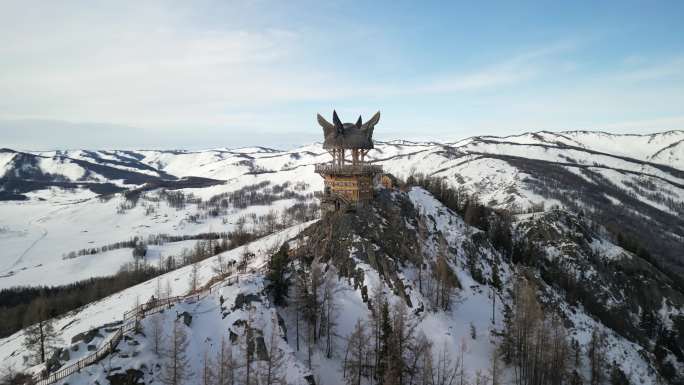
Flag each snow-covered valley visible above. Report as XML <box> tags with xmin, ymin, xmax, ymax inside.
<box><xmin>1</xmin><ymin>130</ymin><xmax>683</xmax><ymax>290</ymax></box>
<box><xmin>0</xmin><ymin>130</ymin><xmax>683</xmax><ymax>385</ymax></box>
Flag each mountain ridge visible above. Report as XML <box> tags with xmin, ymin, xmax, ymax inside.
<box><xmin>2</xmin><ymin>185</ymin><xmax>682</xmax><ymax>384</ymax></box>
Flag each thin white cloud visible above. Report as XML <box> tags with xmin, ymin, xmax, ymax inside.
<box><xmin>0</xmin><ymin>1</ymin><xmax>577</xmax><ymax>130</ymax></box>
<box><xmin>0</xmin><ymin>1</ymin><xmax>682</xmax><ymax>148</ymax></box>
<box><xmin>617</xmin><ymin>56</ymin><xmax>684</xmax><ymax>82</ymax></box>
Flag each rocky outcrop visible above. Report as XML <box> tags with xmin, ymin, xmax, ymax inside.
<box><xmin>296</xmin><ymin>189</ymin><xmax>420</xmax><ymax>304</ymax></box>
<box><xmin>106</xmin><ymin>369</ymin><xmax>145</xmax><ymax>385</ymax></box>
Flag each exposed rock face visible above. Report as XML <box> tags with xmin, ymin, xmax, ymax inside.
<box><xmin>292</xmin><ymin>186</ymin><xmax>684</xmax><ymax>382</ymax></box>
<box><xmin>178</xmin><ymin>311</ymin><xmax>193</xmax><ymax>327</ymax></box>
<box><xmin>106</xmin><ymin>368</ymin><xmax>145</xmax><ymax>385</ymax></box>
<box><xmin>304</xmin><ymin>374</ymin><xmax>316</xmax><ymax>385</ymax></box>
<box><xmin>232</xmin><ymin>293</ymin><xmax>262</xmax><ymax>311</ymax></box>
<box><xmin>70</xmin><ymin>327</ymin><xmax>103</xmax><ymax>344</ymax></box>
<box><xmin>297</xmin><ymin>189</ymin><xmax>421</xmax><ymax>303</ymax></box>
<box><xmin>516</xmin><ymin>210</ymin><xmax>684</xmax><ymax>349</ymax></box>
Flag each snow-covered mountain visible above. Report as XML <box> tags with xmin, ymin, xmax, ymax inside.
<box><xmin>1</xmin><ymin>130</ymin><xmax>683</xmax><ymax>385</ymax></box>
<box><xmin>1</xmin><ymin>130</ymin><xmax>682</xmax><ymax>290</ymax></box>
<box><xmin>1</xmin><ymin>186</ymin><xmax>682</xmax><ymax>385</ymax></box>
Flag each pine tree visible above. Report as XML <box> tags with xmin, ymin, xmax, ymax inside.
<box><xmin>261</xmin><ymin>321</ymin><xmax>286</xmax><ymax>385</ymax></box>
<box><xmin>202</xmin><ymin>350</ymin><xmax>217</xmax><ymax>385</ymax></box>
<box><xmin>501</xmin><ymin>277</ymin><xmax>544</xmax><ymax>385</ymax></box>
<box><xmin>213</xmin><ymin>254</ymin><xmax>233</xmax><ymax>278</ymax></box>
<box><xmin>267</xmin><ymin>244</ymin><xmax>290</xmax><ymax>306</ymax></box>
<box><xmin>419</xmin><ymin>342</ymin><xmax>434</xmax><ymax>385</ymax></box>
<box><xmin>148</xmin><ymin>313</ymin><xmax>164</xmax><ymax>356</ymax></box>
<box><xmin>376</xmin><ymin>299</ymin><xmax>392</xmax><ymax>383</ymax></box>
<box><xmin>217</xmin><ymin>337</ymin><xmax>238</xmax><ymax>385</ymax></box>
<box><xmin>569</xmin><ymin>339</ymin><xmax>583</xmax><ymax>385</ymax></box>
<box><xmin>491</xmin><ymin>263</ymin><xmax>502</xmax><ymax>290</ymax></box>
<box><xmin>241</xmin><ymin>310</ymin><xmax>255</xmax><ymax>385</ymax></box>
<box><xmin>549</xmin><ymin>314</ymin><xmax>572</xmax><ymax>385</ymax></box>
<box><xmin>166</xmin><ymin>278</ymin><xmax>173</xmax><ymax>298</ymax></box>
<box><xmin>343</xmin><ymin>319</ymin><xmax>368</xmax><ymax>385</ymax></box>
<box><xmin>160</xmin><ymin>320</ymin><xmax>191</xmax><ymax>385</ymax></box>
<box><xmin>433</xmin><ymin>235</ymin><xmax>456</xmax><ymax>311</ymax></box>
<box><xmin>489</xmin><ymin>351</ymin><xmax>501</xmax><ymax>385</ymax></box>
<box><xmin>368</xmin><ymin>284</ymin><xmax>386</xmax><ymax>381</ymax></box>
<box><xmin>296</xmin><ymin>262</ymin><xmax>322</xmax><ymax>369</ymax></box>
<box><xmin>238</xmin><ymin>246</ymin><xmax>251</xmax><ymax>273</ymax></box>
<box><xmin>457</xmin><ymin>338</ymin><xmax>467</xmax><ymax>385</ymax></box>
<box><xmin>416</xmin><ymin>214</ymin><xmax>428</xmax><ymax>295</ymax></box>
<box><xmin>188</xmin><ymin>262</ymin><xmax>200</xmax><ymax>294</ymax></box>
<box><xmin>588</xmin><ymin>328</ymin><xmax>606</xmax><ymax>385</ymax></box>
<box><xmin>433</xmin><ymin>341</ymin><xmax>459</xmax><ymax>385</ymax></box>
<box><xmin>293</xmin><ymin>268</ymin><xmax>306</xmax><ymax>352</ymax></box>
<box><xmin>23</xmin><ymin>298</ymin><xmax>59</xmax><ymax>364</ymax></box>
<box><xmin>389</xmin><ymin>301</ymin><xmax>417</xmax><ymax>385</ymax></box>
<box><xmin>322</xmin><ymin>269</ymin><xmax>339</xmax><ymax>359</ymax></box>
<box><xmin>406</xmin><ymin>332</ymin><xmax>432</xmax><ymax>385</ymax></box>
<box><xmin>155</xmin><ymin>277</ymin><xmax>164</xmax><ymax>299</ymax></box>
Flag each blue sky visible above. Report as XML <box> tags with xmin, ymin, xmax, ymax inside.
<box><xmin>1</xmin><ymin>0</ymin><xmax>683</xmax><ymax>149</ymax></box>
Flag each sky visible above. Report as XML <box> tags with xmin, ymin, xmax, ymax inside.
<box><xmin>1</xmin><ymin>0</ymin><xmax>683</xmax><ymax>150</ymax></box>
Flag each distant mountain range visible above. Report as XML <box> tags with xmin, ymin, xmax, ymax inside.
<box><xmin>2</xmin><ymin>130</ymin><xmax>682</xmax><ymax>281</ymax></box>
<box><xmin>1</xmin><ymin>130</ymin><xmax>683</xmax><ymax>385</ymax></box>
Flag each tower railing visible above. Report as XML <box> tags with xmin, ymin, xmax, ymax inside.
<box><xmin>314</xmin><ymin>163</ymin><xmax>383</xmax><ymax>175</ymax></box>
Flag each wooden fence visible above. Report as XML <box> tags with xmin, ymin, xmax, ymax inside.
<box><xmin>33</xmin><ymin>273</ymin><xmax>241</xmax><ymax>385</ymax></box>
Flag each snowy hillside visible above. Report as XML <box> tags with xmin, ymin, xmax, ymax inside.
<box><xmin>1</xmin><ymin>186</ymin><xmax>681</xmax><ymax>385</ymax></box>
<box><xmin>2</xmin><ymin>130</ymin><xmax>682</xmax><ymax>292</ymax></box>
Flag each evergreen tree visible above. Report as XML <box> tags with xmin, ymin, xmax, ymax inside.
<box><xmin>610</xmin><ymin>366</ymin><xmax>629</xmax><ymax>385</ymax></box>
<box><xmin>588</xmin><ymin>328</ymin><xmax>606</xmax><ymax>385</ymax></box>
<box><xmin>377</xmin><ymin>299</ymin><xmax>392</xmax><ymax>383</ymax></box>
<box><xmin>267</xmin><ymin>244</ymin><xmax>290</xmax><ymax>306</ymax></box>
<box><xmin>491</xmin><ymin>263</ymin><xmax>502</xmax><ymax>291</ymax></box>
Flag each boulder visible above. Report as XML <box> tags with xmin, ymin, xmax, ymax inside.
<box><xmin>232</xmin><ymin>293</ymin><xmax>261</xmax><ymax>310</ymax></box>
<box><xmin>45</xmin><ymin>349</ymin><xmax>62</xmax><ymax>373</ymax></box>
<box><xmin>106</xmin><ymin>368</ymin><xmax>145</xmax><ymax>385</ymax></box>
<box><xmin>59</xmin><ymin>348</ymin><xmax>70</xmax><ymax>362</ymax></box>
<box><xmin>179</xmin><ymin>311</ymin><xmax>192</xmax><ymax>326</ymax></box>
<box><xmin>70</xmin><ymin>328</ymin><xmax>103</xmax><ymax>345</ymax></box>
<box><xmin>304</xmin><ymin>374</ymin><xmax>316</xmax><ymax>385</ymax></box>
